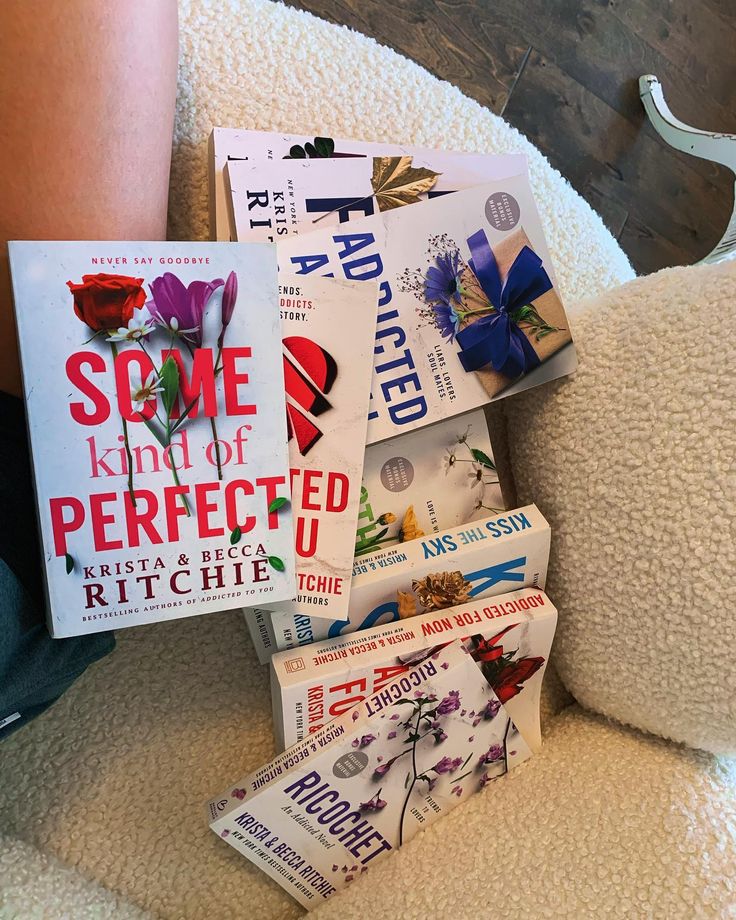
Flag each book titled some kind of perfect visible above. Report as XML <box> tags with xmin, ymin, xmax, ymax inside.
<box><xmin>9</xmin><ymin>241</ymin><xmax>296</xmax><ymax>637</ymax></box>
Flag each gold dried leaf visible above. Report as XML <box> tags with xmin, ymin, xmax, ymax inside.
<box><xmin>399</xmin><ymin>505</ymin><xmax>425</xmax><ymax>543</ymax></box>
<box><xmin>370</xmin><ymin>156</ymin><xmax>441</xmax><ymax>212</ymax></box>
<box><xmin>413</xmin><ymin>571</ymin><xmax>472</xmax><ymax>611</ymax></box>
<box><xmin>397</xmin><ymin>590</ymin><xmax>418</xmax><ymax>619</ymax></box>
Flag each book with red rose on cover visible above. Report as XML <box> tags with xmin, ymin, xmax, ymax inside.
<box><xmin>8</xmin><ymin>241</ymin><xmax>295</xmax><ymax>637</ymax></box>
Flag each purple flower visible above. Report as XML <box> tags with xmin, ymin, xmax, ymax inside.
<box><xmin>433</xmin><ymin>729</ymin><xmax>448</xmax><ymax>743</ymax></box>
<box><xmin>441</xmin><ymin>662</ymin><xmax>449</xmax><ymax>670</ymax></box>
<box><xmin>360</xmin><ymin>733</ymin><xmax>376</xmax><ymax>747</ymax></box>
<box><xmin>148</xmin><ymin>273</ymin><xmax>224</xmax><ymax>348</ymax></box>
<box><xmin>332</xmin><ymin>865</ymin><xmax>338</xmax><ymax>872</ymax></box>
<box><xmin>220</xmin><ymin>829</ymin><xmax>229</xmax><ymax>838</ymax></box>
<box><xmin>424</xmin><ymin>250</ymin><xmax>463</xmax><ymax>307</ymax></box>
<box><xmin>414</xmin><ymin>690</ymin><xmax>425</xmax><ymax>699</ymax></box>
<box><xmin>345</xmin><ymin>875</ymin><xmax>354</xmax><ymax>883</ymax></box>
<box><xmin>479</xmin><ymin>773</ymin><xmax>492</xmax><ymax>789</ymax></box>
<box><xmin>217</xmin><ymin>271</ymin><xmax>238</xmax><ymax>347</ymax></box>
<box><xmin>390</xmin><ymin>714</ymin><xmax>400</xmax><ymax>720</ymax></box>
<box><xmin>431</xmin><ymin>301</ymin><xmax>462</xmax><ymax>342</ymax></box>
<box><xmin>360</xmin><ymin>791</ymin><xmax>387</xmax><ymax>812</ymax></box>
<box><xmin>436</xmin><ymin>690</ymin><xmax>461</xmax><ymax>716</ymax></box>
<box><xmin>374</xmin><ymin>758</ymin><xmax>396</xmax><ymax>777</ymax></box>
<box><xmin>484</xmin><ymin>698</ymin><xmax>502</xmax><ymax>720</ymax></box>
<box><xmin>352</xmin><ymin>711</ymin><xmax>360</xmax><ymax>722</ymax></box>
<box><xmin>468</xmin><ymin>735</ymin><xmax>475</xmax><ymax>742</ymax></box>
<box><xmin>387</xmin><ymin>731</ymin><xmax>397</xmax><ymax>739</ymax></box>
<box><xmin>472</xmin><ymin>717</ymin><xmax>482</xmax><ymax>727</ymax></box>
<box><xmin>231</xmin><ymin>788</ymin><xmax>246</xmax><ymax>800</ymax></box>
<box><xmin>433</xmin><ymin>755</ymin><xmax>463</xmax><ymax>775</ymax></box>
<box><xmin>451</xmin><ymin>785</ymin><xmax>463</xmax><ymax>797</ymax></box>
<box><xmin>478</xmin><ymin>744</ymin><xmax>505</xmax><ymax>766</ymax></box>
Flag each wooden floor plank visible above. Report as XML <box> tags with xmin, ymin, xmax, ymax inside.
<box><xmin>502</xmin><ymin>50</ymin><xmax>725</xmax><ymax>270</ymax></box>
<box><xmin>281</xmin><ymin>0</ymin><xmax>531</xmax><ymax>113</ymax></box>
<box><xmin>283</xmin><ymin>0</ymin><xmax>736</xmax><ymax>273</ymax></box>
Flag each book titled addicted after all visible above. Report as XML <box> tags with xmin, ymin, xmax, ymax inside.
<box><xmin>9</xmin><ymin>241</ymin><xmax>295</xmax><ymax>637</ymax></box>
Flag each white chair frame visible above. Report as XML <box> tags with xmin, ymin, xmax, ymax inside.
<box><xmin>639</xmin><ymin>74</ymin><xmax>736</xmax><ymax>264</ymax></box>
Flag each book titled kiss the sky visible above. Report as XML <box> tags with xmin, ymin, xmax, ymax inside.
<box><xmin>9</xmin><ymin>241</ymin><xmax>295</xmax><ymax>637</ymax></box>
<box><xmin>224</xmin><ymin>153</ymin><xmax>526</xmax><ymax>244</ymax></box>
<box><xmin>251</xmin><ymin>274</ymin><xmax>378</xmax><ymax>623</ymax></box>
<box><xmin>278</xmin><ymin>172</ymin><xmax>576</xmax><ymax>444</ymax></box>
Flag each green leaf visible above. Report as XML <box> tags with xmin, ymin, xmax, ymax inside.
<box><xmin>471</xmin><ymin>448</ymin><xmax>496</xmax><ymax>470</ymax></box>
<box><xmin>65</xmin><ymin>553</ymin><xmax>74</xmax><ymax>574</ymax></box>
<box><xmin>314</xmin><ymin>136</ymin><xmax>335</xmax><ymax>157</ymax></box>
<box><xmin>268</xmin><ymin>555</ymin><xmax>285</xmax><ymax>572</ymax></box>
<box><xmin>170</xmin><ymin>395</ymin><xmax>200</xmax><ymax>434</ymax></box>
<box><xmin>230</xmin><ymin>526</ymin><xmax>241</xmax><ymax>545</ymax></box>
<box><xmin>286</xmin><ymin>144</ymin><xmax>306</xmax><ymax>159</ymax></box>
<box><xmin>304</xmin><ymin>142</ymin><xmax>318</xmax><ymax>158</ymax></box>
<box><xmin>405</xmin><ymin>772</ymin><xmax>411</xmax><ymax>789</ymax></box>
<box><xmin>160</xmin><ymin>356</ymin><xmax>180</xmax><ymax>416</ymax></box>
<box><xmin>462</xmin><ymin>752</ymin><xmax>473</xmax><ymax>769</ymax></box>
<box><xmin>392</xmin><ymin>698</ymin><xmax>414</xmax><ymax>706</ymax></box>
<box><xmin>268</xmin><ymin>496</ymin><xmax>289</xmax><ymax>513</ymax></box>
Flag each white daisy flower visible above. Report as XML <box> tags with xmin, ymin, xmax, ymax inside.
<box><xmin>130</xmin><ymin>371</ymin><xmax>163</xmax><ymax>412</ymax></box>
<box><xmin>108</xmin><ymin>306</ymin><xmax>156</xmax><ymax>342</ymax></box>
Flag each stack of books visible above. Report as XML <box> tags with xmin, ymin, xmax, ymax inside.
<box><xmin>9</xmin><ymin>127</ymin><xmax>576</xmax><ymax>910</ymax></box>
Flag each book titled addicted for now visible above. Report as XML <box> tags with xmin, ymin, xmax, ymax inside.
<box><xmin>278</xmin><ymin>172</ymin><xmax>576</xmax><ymax>444</ymax></box>
<box><xmin>271</xmin><ymin>587</ymin><xmax>557</xmax><ymax>753</ymax></box>
<box><xmin>258</xmin><ymin>504</ymin><xmax>551</xmax><ymax>657</ymax></box>
<box><xmin>9</xmin><ymin>241</ymin><xmax>295</xmax><ymax>637</ymax></box>
<box><xmin>252</xmin><ymin>274</ymin><xmax>378</xmax><ymax>623</ymax></box>
<box><xmin>208</xmin><ymin>639</ymin><xmax>531</xmax><ymax>910</ymax></box>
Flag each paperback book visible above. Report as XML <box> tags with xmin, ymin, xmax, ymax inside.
<box><xmin>270</xmin><ymin>587</ymin><xmax>557</xmax><ymax>753</ymax></box>
<box><xmin>208</xmin><ymin>639</ymin><xmax>531</xmax><ymax>910</ymax></box>
<box><xmin>9</xmin><ymin>241</ymin><xmax>294</xmax><ymax>637</ymax></box>
<box><xmin>355</xmin><ymin>408</ymin><xmax>504</xmax><ymax>558</ymax></box>
<box><xmin>253</xmin><ymin>274</ymin><xmax>378</xmax><ymax>622</ymax></box>
<box><xmin>255</xmin><ymin>504</ymin><xmax>551</xmax><ymax>657</ymax></box>
<box><xmin>279</xmin><ymin>173</ymin><xmax>576</xmax><ymax>444</ymax></box>
<box><xmin>225</xmin><ymin>153</ymin><xmax>526</xmax><ymax>243</ymax></box>
<box><xmin>208</xmin><ymin>126</ymin><xmax>525</xmax><ymax>242</ymax></box>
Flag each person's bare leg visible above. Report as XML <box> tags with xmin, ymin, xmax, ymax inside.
<box><xmin>0</xmin><ymin>0</ymin><xmax>179</xmax><ymax>397</ymax></box>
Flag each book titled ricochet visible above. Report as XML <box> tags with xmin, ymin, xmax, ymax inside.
<box><xmin>207</xmin><ymin>639</ymin><xmax>531</xmax><ymax>909</ymax></box>
<box><xmin>8</xmin><ymin>241</ymin><xmax>296</xmax><ymax>637</ymax></box>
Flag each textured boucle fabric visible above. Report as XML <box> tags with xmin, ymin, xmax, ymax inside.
<box><xmin>0</xmin><ymin>833</ymin><xmax>149</xmax><ymax>919</ymax></box>
<box><xmin>508</xmin><ymin>260</ymin><xmax>736</xmax><ymax>756</ymax></box>
<box><xmin>312</xmin><ymin>707</ymin><xmax>736</xmax><ymax>919</ymax></box>
<box><xmin>1</xmin><ymin>616</ymin><xmax>733</xmax><ymax>920</ymax></box>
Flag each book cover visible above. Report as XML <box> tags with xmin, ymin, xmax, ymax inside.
<box><xmin>208</xmin><ymin>639</ymin><xmax>531</xmax><ymax>910</ymax></box>
<box><xmin>253</xmin><ymin>274</ymin><xmax>378</xmax><ymax>622</ymax></box>
<box><xmin>278</xmin><ymin>173</ymin><xmax>576</xmax><ymax>444</ymax></box>
<box><xmin>224</xmin><ymin>153</ymin><xmax>526</xmax><ymax>243</ymax></box>
<box><xmin>355</xmin><ymin>408</ymin><xmax>504</xmax><ymax>558</ymax></box>
<box><xmin>9</xmin><ymin>241</ymin><xmax>295</xmax><ymax>637</ymax></box>
<box><xmin>208</xmin><ymin>126</ymin><xmax>525</xmax><ymax>242</ymax></box>
<box><xmin>270</xmin><ymin>587</ymin><xmax>557</xmax><ymax>753</ymax></box>
<box><xmin>257</xmin><ymin>505</ymin><xmax>551</xmax><ymax>657</ymax></box>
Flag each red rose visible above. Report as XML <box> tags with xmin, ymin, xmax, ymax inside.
<box><xmin>493</xmin><ymin>656</ymin><xmax>545</xmax><ymax>702</ymax></box>
<box><xmin>67</xmin><ymin>273</ymin><xmax>146</xmax><ymax>332</ymax></box>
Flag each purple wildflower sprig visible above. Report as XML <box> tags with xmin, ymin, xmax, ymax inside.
<box><xmin>392</xmin><ymin>689</ymin><xmax>465</xmax><ymax>846</ymax></box>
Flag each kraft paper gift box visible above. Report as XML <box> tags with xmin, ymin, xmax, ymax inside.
<box><xmin>458</xmin><ymin>227</ymin><xmax>573</xmax><ymax>401</ymax></box>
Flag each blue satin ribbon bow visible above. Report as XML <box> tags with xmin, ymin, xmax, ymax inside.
<box><xmin>455</xmin><ymin>230</ymin><xmax>553</xmax><ymax>378</ymax></box>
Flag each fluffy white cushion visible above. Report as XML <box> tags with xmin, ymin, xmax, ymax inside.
<box><xmin>509</xmin><ymin>261</ymin><xmax>736</xmax><ymax>755</ymax></box>
<box><xmin>312</xmin><ymin>706</ymin><xmax>736</xmax><ymax>919</ymax></box>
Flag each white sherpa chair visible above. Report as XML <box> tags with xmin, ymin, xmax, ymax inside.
<box><xmin>1</xmin><ymin>2</ymin><xmax>734</xmax><ymax>917</ymax></box>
